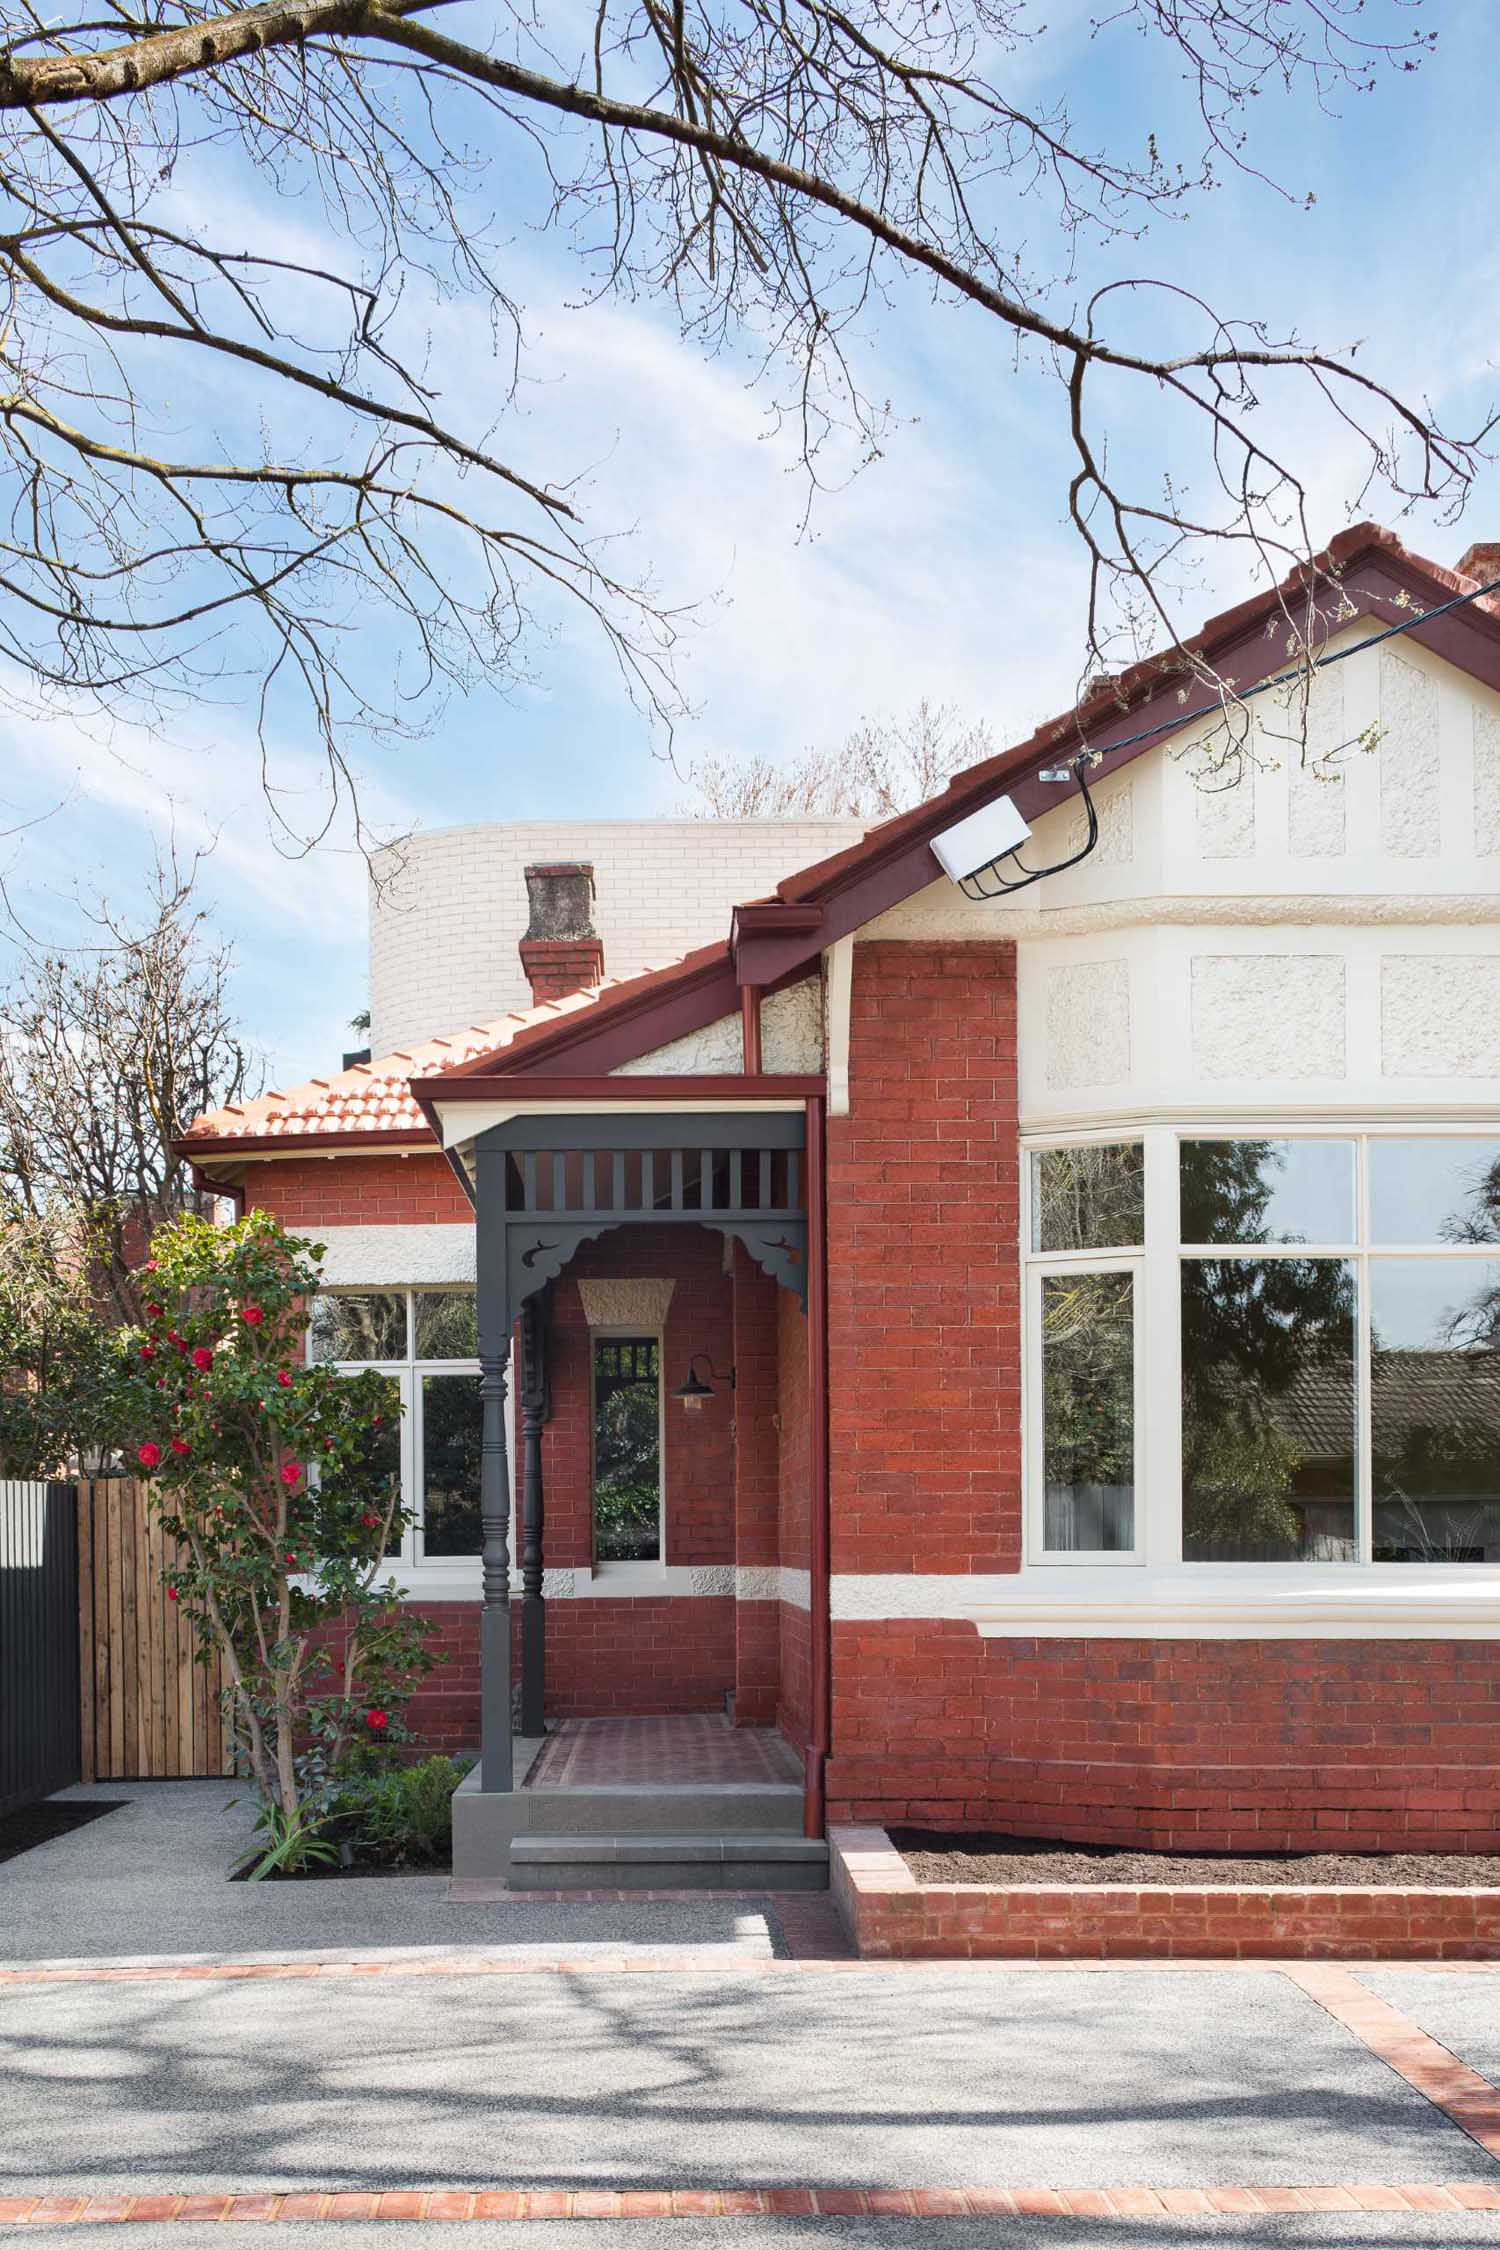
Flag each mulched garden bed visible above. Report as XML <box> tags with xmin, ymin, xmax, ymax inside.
<box><xmin>891</xmin><ymin>1829</ymin><xmax>1500</xmax><ymax>1889</ymax></box>
<box><xmin>0</xmin><ymin>1798</ymin><xmax>128</xmax><ymax>1866</ymax></box>
<box><xmin>230</xmin><ymin>1852</ymin><xmax>450</xmax><ymax>1883</ymax></box>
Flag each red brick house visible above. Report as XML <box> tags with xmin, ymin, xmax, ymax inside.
<box><xmin>185</xmin><ymin>525</ymin><xmax>1500</xmax><ymax>1884</ymax></box>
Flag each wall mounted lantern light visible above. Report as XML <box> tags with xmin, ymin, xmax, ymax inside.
<box><xmin>673</xmin><ymin>1356</ymin><xmax>736</xmax><ymax>1410</ymax></box>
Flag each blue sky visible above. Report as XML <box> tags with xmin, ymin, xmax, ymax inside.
<box><xmin>4</xmin><ymin>0</ymin><xmax>1500</xmax><ymax>1091</ymax></box>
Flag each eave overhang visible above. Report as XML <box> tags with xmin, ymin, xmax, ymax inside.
<box><xmin>413</xmin><ymin>1072</ymin><xmax>825</xmax><ymax>1153</ymax></box>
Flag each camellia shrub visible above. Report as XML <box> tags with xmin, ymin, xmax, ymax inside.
<box><xmin>109</xmin><ymin>1211</ymin><xmax>436</xmax><ymax>1861</ymax></box>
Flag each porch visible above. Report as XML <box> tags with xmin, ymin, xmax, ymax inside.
<box><xmin>453</xmin><ymin>1714</ymin><xmax>829</xmax><ymax>1890</ymax></box>
<box><xmin>418</xmin><ymin>1079</ymin><xmax>830</xmax><ymax>1886</ymax></box>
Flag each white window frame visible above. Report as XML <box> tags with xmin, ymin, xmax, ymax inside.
<box><xmin>1021</xmin><ymin>1123</ymin><xmax>1500</xmax><ymax>1581</ymax></box>
<box><xmin>588</xmin><ymin>1320</ymin><xmax>668</xmax><ymax>1584</ymax></box>
<box><xmin>309</xmin><ymin>1286</ymin><xmax>491</xmax><ymax>1598</ymax></box>
<box><xmin>1025</xmin><ymin>1253</ymin><xmax>1145</xmax><ymax>1565</ymax></box>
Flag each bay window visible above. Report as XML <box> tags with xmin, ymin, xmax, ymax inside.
<box><xmin>1026</xmin><ymin>1133</ymin><xmax>1500</xmax><ymax>1569</ymax></box>
<box><xmin>309</xmin><ymin>1289</ymin><xmax>482</xmax><ymax>1568</ymax></box>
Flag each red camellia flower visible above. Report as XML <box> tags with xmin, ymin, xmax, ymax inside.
<box><xmin>365</xmin><ymin>1709</ymin><xmax>389</xmax><ymax>1732</ymax></box>
<box><xmin>139</xmin><ymin>1343</ymin><xmax>156</xmax><ymax>1362</ymax></box>
<box><xmin>170</xmin><ymin>1437</ymin><xmax>190</xmax><ymax>1457</ymax></box>
<box><xmin>192</xmin><ymin>1347</ymin><xmax>214</xmax><ymax>1372</ymax></box>
<box><xmin>284</xmin><ymin>1552</ymin><xmax>300</xmax><ymax>1568</ymax></box>
<box><xmin>361</xmin><ymin>1511</ymin><xmax>380</xmax><ymax>1529</ymax></box>
<box><xmin>241</xmin><ymin>1304</ymin><xmax>265</xmax><ymax>1327</ymax></box>
<box><xmin>166</xmin><ymin>1585</ymin><xmax>179</xmax><ymax>1603</ymax></box>
<box><xmin>137</xmin><ymin>1441</ymin><xmax>162</xmax><ymax>1469</ymax></box>
<box><xmin>276</xmin><ymin>1368</ymin><xmax>293</xmax><ymax>1388</ymax></box>
<box><xmin>145</xmin><ymin>1303</ymin><xmax>164</xmax><ymax>1322</ymax></box>
<box><xmin>280</xmin><ymin>1460</ymin><xmax>303</xmax><ymax>1487</ymax></box>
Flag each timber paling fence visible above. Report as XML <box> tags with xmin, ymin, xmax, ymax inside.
<box><xmin>1</xmin><ymin>1477</ymin><xmax>231</xmax><ymax>1814</ymax></box>
<box><xmin>0</xmin><ymin>1480</ymin><xmax>80</xmax><ymax>1815</ymax></box>
<box><xmin>75</xmin><ymin>1478</ymin><xmax>231</xmax><ymax>1784</ymax></box>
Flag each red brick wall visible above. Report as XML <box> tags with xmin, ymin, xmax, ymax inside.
<box><xmin>776</xmin><ymin>1285</ymin><xmax>811</xmax><ymax>1744</ymax></box>
<box><xmin>240</xmin><ymin>1153</ymin><xmax>472</xmax><ymax>1229</ymax></box>
<box><xmin>402</xmin><ymin>1597</ymin><xmax>738</xmax><ymax>1742</ymax></box>
<box><xmin>541</xmin><ymin>1227</ymin><xmax>736</xmax><ymax>1571</ymax></box>
<box><xmin>832</xmin><ymin>1828</ymin><xmax>1500</xmax><ymax>1961</ymax></box>
<box><xmin>826</xmin><ymin>942</ymin><xmax>1021</xmax><ymax>1576</ymax></box>
<box><xmin>732</xmin><ymin>1249</ymin><xmax>780</xmax><ymax>1722</ymax></box>
<box><xmin>827</xmin><ymin>1622</ymin><xmax>1500</xmax><ymax>1853</ymax></box>
<box><xmin>778</xmin><ymin>1601</ymin><xmax>812</xmax><ymax>1751</ymax></box>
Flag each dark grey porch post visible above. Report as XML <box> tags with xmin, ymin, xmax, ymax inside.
<box><xmin>475</xmin><ymin>1153</ymin><xmax>513</xmax><ymax>1794</ymax></box>
<box><xmin>519</xmin><ymin>1292</ymin><xmax>548</xmax><ymax>1738</ymax></box>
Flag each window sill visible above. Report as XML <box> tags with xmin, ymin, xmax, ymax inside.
<box><xmin>830</xmin><ymin>1565</ymin><xmax>1500</xmax><ymax>1638</ymax></box>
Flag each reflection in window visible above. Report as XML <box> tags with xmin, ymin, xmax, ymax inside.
<box><xmin>1041</xmin><ymin>1272</ymin><xmax>1135</xmax><ymax>1552</ymax></box>
<box><xmin>1371</xmin><ymin>1261</ymin><xmax>1500</xmax><ymax>1564</ymax></box>
<box><xmin>593</xmin><ymin>1338</ymin><xmax>661</xmax><ymax>1562</ymax></box>
<box><xmin>1181</xmin><ymin>1258</ymin><xmax>1356</xmax><ymax>1561</ymax></box>
<box><xmin>321</xmin><ymin>1372</ymin><xmax>403</xmax><ymax>1557</ymax></box>
<box><xmin>414</xmin><ymin>1291</ymin><xmax>480</xmax><ymax>1359</ymax></box>
<box><xmin>1369</xmin><ymin>1141</ymin><xmax>1500</xmax><ymax>1247</ymax></box>
<box><xmin>1031</xmin><ymin>1143</ymin><xmax>1144</xmax><ymax>1253</ymax></box>
<box><xmin>310</xmin><ymin>1291</ymin><xmax>407</xmax><ymax>1362</ymax></box>
<box><xmin>1180</xmin><ymin>1141</ymin><xmax>1354</xmax><ymax>1247</ymax></box>
<box><xmin>421</xmin><ymin>1374</ymin><xmax>483</xmax><ymax>1556</ymax></box>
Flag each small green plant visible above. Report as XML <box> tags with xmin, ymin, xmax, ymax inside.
<box><xmin>234</xmin><ymin>1801</ymin><xmax>341</xmax><ymax>1883</ymax></box>
<box><xmin>335</xmin><ymin>1755</ymin><xmax>474</xmax><ymax>1867</ymax></box>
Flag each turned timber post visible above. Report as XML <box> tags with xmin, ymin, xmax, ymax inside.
<box><xmin>476</xmin><ymin>1148</ymin><xmax>514</xmax><ymax>1794</ymax></box>
<box><xmin>519</xmin><ymin>1290</ymin><xmax>549</xmax><ymax>1738</ymax></box>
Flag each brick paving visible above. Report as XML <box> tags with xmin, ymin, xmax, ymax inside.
<box><xmin>1288</xmin><ymin>1965</ymin><xmax>1500</xmax><ymax>2159</ymax></box>
<box><xmin>2</xmin><ymin>2182</ymin><xmax>1499</xmax><ymax>2224</ymax></box>
<box><xmin>526</xmin><ymin>1715</ymin><xmax>802</xmax><ymax>1788</ymax></box>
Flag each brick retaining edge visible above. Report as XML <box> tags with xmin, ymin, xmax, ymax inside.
<box><xmin>829</xmin><ymin>1825</ymin><xmax>1500</xmax><ymax>1961</ymax></box>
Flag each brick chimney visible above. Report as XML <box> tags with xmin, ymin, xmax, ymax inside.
<box><xmin>1458</xmin><ymin>541</ymin><xmax>1500</xmax><ymax>590</ymax></box>
<box><xmin>520</xmin><ymin>863</ymin><xmax>605</xmax><ymax>1005</ymax></box>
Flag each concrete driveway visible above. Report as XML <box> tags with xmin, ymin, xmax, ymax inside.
<box><xmin>2</xmin><ymin>1785</ymin><xmax>1499</xmax><ymax>2244</ymax></box>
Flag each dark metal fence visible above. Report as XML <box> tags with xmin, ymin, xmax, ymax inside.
<box><xmin>0</xmin><ymin>1480</ymin><xmax>80</xmax><ymax>1816</ymax></box>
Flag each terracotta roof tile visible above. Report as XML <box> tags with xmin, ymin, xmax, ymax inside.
<box><xmin>184</xmin><ymin>976</ymin><xmax>638</xmax><ymax>1149</ymax></box>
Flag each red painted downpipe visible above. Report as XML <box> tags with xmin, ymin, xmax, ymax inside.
<box><xmin>740</xmin><ymin>983</ymin><xmax>763</xmax><ymax>1075</ymax></box>
<box><xmin>803</xmin><ymin>1094</ymin><xmax>831</xmax><ymax>1839</ymax></box>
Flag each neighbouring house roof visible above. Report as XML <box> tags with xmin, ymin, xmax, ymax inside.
<box><xmin>1228</xmin><ymin>1350</ymin><xmax>1500</xmax><ymax>1470</ymax></box>
<box><xmin>185</xmin><ymin>521</ymin><xmax>1500</xmax><ymax>1162</ymax></box>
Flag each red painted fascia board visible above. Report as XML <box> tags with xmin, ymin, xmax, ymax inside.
<box><xmin>173</xmin><ymin>1128</ymin><xmax>436</xmax><ymax>1161</ymax></box>
<box><xmin>731</xmin><ymin>900</ymin><xmax>825</xmax><ymax>986</ymax></box>
<box><xmin>482</xmin><ymin>952</ymin><xmax>740</xmax><ymax>1079</ymax></box>
<box><xmin>413</xmin><ymin>1073</ymin><xmax>825</xmax><ymax>1104</ymax></box>
<box><xmin>441</xmin><ymin>942</ymin><xmax>734</xmax><ymax>1081</ymax></box>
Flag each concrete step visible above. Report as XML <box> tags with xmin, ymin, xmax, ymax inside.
<box><xmin>508</xmin><ymin>1831</ymin><xmax>829</xmax><ymax>1892</ymax></box>
<box><xmin>522</xmin><ymin>1784</ymin><xmax>804</xmax><ymax>1835</ymax></box>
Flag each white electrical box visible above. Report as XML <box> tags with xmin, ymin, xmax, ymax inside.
<box><xmin>930</xmin><ymin>794</ymin><xmax>1031</xmax><ymax>884</ymax></box>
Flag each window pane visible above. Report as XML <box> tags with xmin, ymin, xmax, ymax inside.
<box><xmin>1371</xmin><ymin>1260</ymin><xmax>1500</xmax><ymax>1563</ymax></box>
<box><xmin>1369</xmin><ymin>1141</ymin><xmax>1500</xmax><ymax>1246</ymax></box>
<box><xmin>309</xmin><ymin>1291</ymin><xmax>406</xmax><ymax>1362</ymax></box>
<box><xmin>1031</xmin><ymin>1144</ymin><xmax>1144</xmax><ymax>1252</ymax></box>
<box><xmin>1040</xmin><ymin>1272</ymin><xmax>1134</xmax><ymax>1552</ymax></box>
<box><xmin>414</xmin><ymin>1290</ymin><xmax>478</xmax><ymax>1359</ymax></box>
<box><xmin>1182</xmin><ymin>1258</ymin><xmax>1356</xmax><ymax>1561</ymax></box>
<box><xmin>421</xmin><ymin>1374</ymin><xmax>482</xmax><ymax>1557</ymax></box>
<box><xmin>1180</xmin><ymin>1140</ymin><xmax>1354</xmax><ymax>1246</ymax></box>
<box><xmin>593</xmin><ymin>1336</ymin><xmax>660</xmax><ymax>1562</ymax></box>
<box><xmin>322</xmin><ymin>1373</ymin><xmax>403</xmax><ymax>1558</ymax></box>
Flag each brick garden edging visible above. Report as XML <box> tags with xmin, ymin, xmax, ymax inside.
<box><xmin>829</xmin><ymin>1826</ymin><xmax>1500</xmax><ymax>1961</ymax></box>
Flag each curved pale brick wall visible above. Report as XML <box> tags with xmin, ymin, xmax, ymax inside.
<box><xmin>368</xmin><ymin>819</ymin><xmax>863</xmax><ymax>1053</ymax></box>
